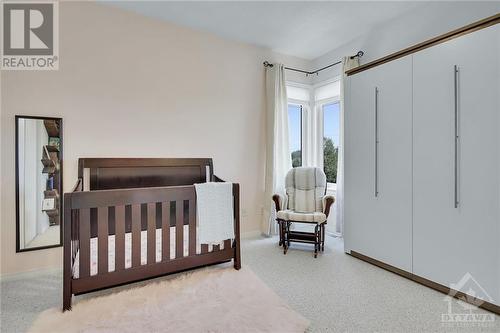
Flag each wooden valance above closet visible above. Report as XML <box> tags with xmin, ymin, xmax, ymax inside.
<box><xmin>346</xmin><ymin>13</ymin><xmax>500</xmax><ymax>76</ymax></box>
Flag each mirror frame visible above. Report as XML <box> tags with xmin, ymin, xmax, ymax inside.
<box><xmin>15</xmin><ymin>115</ymin><xmax>63</xmax><ymax>252</ymax></box>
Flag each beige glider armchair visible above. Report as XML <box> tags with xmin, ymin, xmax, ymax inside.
<box><xmin>273</xmin><ymin>167</ymin><xmax>335</xmax><ymax>258</ymax></box>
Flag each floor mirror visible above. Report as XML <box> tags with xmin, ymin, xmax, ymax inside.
<box><xmin>15</xmin><ymin>115</ymin><xmax>63</xmax><ymax>252</ymax></box>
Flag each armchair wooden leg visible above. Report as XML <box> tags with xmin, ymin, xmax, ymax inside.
<box><xmin>287</xmin><ymin>222</ymin><xmax>291</xmax><ymax>248</ymax></box>
<box><xmin>283</xmin><ymin>221</ymin><xmax>288</xmax><ymax>254</ymax></box>
<box><xmin>318</xmin><ymin>224</ymin><xmax>322</xmax><ymax>252</ymax></box>
<box><xmin>278</xmin><ymin>220</ymin><xmax>283</xmax><ymax>246</ymax></box>
<box><xmin>314</xmin><ymin>224</ymin><xmax>319</xmax><ymax>258</ymax></box>
<box><xmin>321</xmin><ymin>224</ymin><xmax>325</xmax><ymax>251</ymax></box>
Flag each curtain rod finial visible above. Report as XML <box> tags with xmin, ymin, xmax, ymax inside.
<box><xmin>263</xmin><ymin>61</ymin><xmax>274</xmax><ymax>68</ymax></box>
<box><xmin>349</xmin><ymin>51</ymin><xmax>364</xmax><ymax>60</ymax></box>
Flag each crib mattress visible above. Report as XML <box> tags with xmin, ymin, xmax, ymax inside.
<box><xmin>73</xmin><ymin>225</ymin><xmax>226</xmax><ymax>278</ymax></box>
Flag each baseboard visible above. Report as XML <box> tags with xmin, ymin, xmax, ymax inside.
<box><xmin>348</xmin><ymin>250</ymin><xmax>500</xmax><ymax>315</ymax></box>
<box><xmin>0</xmin><ymin>266</ymin><xmax>62</xmax><ymax>282</ymax></box>
<box><xmin>241</xmin><ymin>230</ymin><xmax>263</xmax><ymax>239</ymax></box>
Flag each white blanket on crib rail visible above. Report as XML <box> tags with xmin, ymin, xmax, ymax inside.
<box><xmin>195</xmin><ymin>182</ymin><xmax>234</xmax><ymax>244</ymax></box>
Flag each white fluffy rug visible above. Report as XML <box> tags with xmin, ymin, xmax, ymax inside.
<box><xmin>29</xmin><ymin>266</ymin><xmax>309</xmax><ymax>333</ymax></box>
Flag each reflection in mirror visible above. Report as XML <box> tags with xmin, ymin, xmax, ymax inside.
<box><xmin>16</xmin><ymin>116</ymin><xmax>62</xmax><ymax>252</ymax></box>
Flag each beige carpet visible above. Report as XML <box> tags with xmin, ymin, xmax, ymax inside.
<box><xmin>28</xmin><ymin>266</ymin><xmax>309</xmax><ymax>333</ymax></box>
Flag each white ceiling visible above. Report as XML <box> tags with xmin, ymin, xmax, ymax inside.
<box><xmin>106</xmin><ymin>1</ymin><xmax>424</xmax><ymax>60</ymax></box>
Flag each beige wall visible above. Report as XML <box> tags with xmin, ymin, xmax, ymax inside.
<box><xmin>0</xmin><ymin>2</ymin><xmax>310</xmax><ymax>275</ymax></box>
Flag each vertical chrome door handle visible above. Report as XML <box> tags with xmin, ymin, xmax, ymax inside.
<box><xmin>375</xmin><ymin>87</ymin><xmax>379</xmax><ymax>197</ymax></box>
<box><xmin>454</xmin><ymin>65</ymin><xmax>459</xmax><ymax>208</ymax></box>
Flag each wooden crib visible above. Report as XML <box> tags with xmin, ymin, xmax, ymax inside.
<box><xmin>63</xmin><ymin>158</ymin><xmax>240</xmax><ymax>311</ymax></box>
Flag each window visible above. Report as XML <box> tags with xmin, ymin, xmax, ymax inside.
<box><xmin>288</xmin><ymin>104</ymin><xmax>302</xmax><ymax>167</ymax></box>
<box><xmin>323</xmin><ymin>102</ymin><xmax>340</xmax><ymax>183</ymax></box>
<box><xmin>286</xmin><ymin>79</ymin><xmax>340</xmax><ymax>177</ymax></box>
<box><xmin>287</xmin><ymin>83</ymin><xmax>309</xmax><ymax>168</ymax></box>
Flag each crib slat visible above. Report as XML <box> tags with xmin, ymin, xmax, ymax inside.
<box><xmin>131</xmin><ymin>204</ymin><xmax>141</xmax><ymax>267</ymax></box>
<box><xmin>188</xmin><ymin>198</ymin><xmax>196</xmax><ymax>256</ymax></box>
<box><xmin>224</xmin><ymin>239</ymin><xmax>231</xmax><ymax>250</ymax></box>
<box><xmin>176</xmin><ymin>201</ymin><xmax>183</xmax><ymax>258</ymax></box>
<box><xmin>201</xmin><ymin>244</ymin><xmax>209</xmax><ymax>254</ymax></box>
<box><xmin>147</xmin><ymin>203</ymin><xmax>156</xmax><ymax>264</ymax></box>
<box><xmin>72</xmin><ymin>209</ymin><xmax>80</xmax><ymax>259</ymax></box>
<box><xmin>162</xmin><ymin>202</ymin><xmax>170</xmax><ymax>261</ymax></box>
<box><xmin>213</xmin><ymin>244</ymin><xmax>220</xmax><ymax>252</ymax></box>
<box><xmin>97</xmin><ymin>207</ymin><xmax>108</xmax><ymax>274</ymax></box>
<box><xmin>115</xmin><ymin>205</ymin><xmax>125</xmax><ymax>271</ymax></box>
<box><xmin>79</xmin><ymin>208</ymin><xmax>90</xmax><ymax>278</ymax></box>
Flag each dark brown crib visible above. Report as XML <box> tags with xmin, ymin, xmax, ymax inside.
<box><xmin>63</xmin><ymin>158</ymin><xmax>240</xmax><ymax>311</ymax></box>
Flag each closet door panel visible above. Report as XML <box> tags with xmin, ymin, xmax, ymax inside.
<box><xmin>344</xmin><ymin>69</ymin><xmax>377</xmax><ymax>256</ymax></box>
<box><xmin>458</xmin><ymin>25</ymin><xmax>499</xmax><ymax>305</ymax></box>
<box><xmin>413</xmin><ymin>25</ymin><xmax>500</xmax><ymax>304</ymax></box>
<box><xmin>413</xmin><ymin>38</ymin><xmax>457</xmax><ymax>287</ymax></box>
<box><xmin>345</xmin><ymin>57</ymin><xmax>412</xmax><ymax>271</ymax></box>
<box><xmin>372</xmin><ymin>57</ymin><xmax>413</xmax><ymax>271</ymax></box>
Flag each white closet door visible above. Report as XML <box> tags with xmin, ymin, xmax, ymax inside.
<box><xmin>345</xmin><ymin>56</ymin><xmax>413</xmax><ymax>271</ymax></box>
<box><xmin>344</xmin><ymin>67</ymin><xmax>377</xmax><ymax>255</ymax></box>
<box><xmin>413</xmin><ymin>25</ymin><xmax>500</xmax><ymax>305</ymax></box>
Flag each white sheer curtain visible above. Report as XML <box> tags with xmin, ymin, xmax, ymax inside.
<box><xmin>263</xmin><ymin>64</ymin><xmax>292</xmax><ymax>236</ymax></box>
<box><xmin>336</xmin><ymin>56</ymin><xmax>360</xmax><ymax>234</ymax></box>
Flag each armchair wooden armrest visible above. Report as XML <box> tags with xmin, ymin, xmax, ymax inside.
<box><xmin>323</xmin><ymin>195</ymin><xmax>335</xmax><ymax>218</ymax></box>
<box><xmin>272</xmin><ymin>194</ymin><xmax>282</xmax><ymax>212</ymax></box>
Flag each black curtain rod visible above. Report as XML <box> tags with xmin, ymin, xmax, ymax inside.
<box><xmin>263</xmin><ymin>50</ymin><xmax>364</xmax><ymax>76</ymax></box>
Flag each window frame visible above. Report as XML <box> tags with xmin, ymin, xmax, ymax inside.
<box><xmin>285</xmin><ymin>78</ymin><xmax>341</xmax><ymax>182</ymax></box>
<box><xmin>287</xmin><ymin>101</ymin><xmax>305</xmax><ymax>168</ymax></box>
<box><xmin>317</xmin><ymin>97</ymin><xmax>341</xmax><ymax>186</ymax></box>
<box><xmin>287</xmin><ymin>79</ymin><xmax>311</xmax><ymax>169</ymax></box>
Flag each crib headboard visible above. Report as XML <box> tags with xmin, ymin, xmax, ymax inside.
<box><xmin>78</xmin><ymin>158</ymin><xmax>213</xmax><ymax>190</ymax></box>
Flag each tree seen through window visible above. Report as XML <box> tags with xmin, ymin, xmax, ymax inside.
<box><xmin>323</xmin><ymin>102</ymin><xmax>340</xmax><ymax>183</ymax></box>
<box><xmin>288</xmin><ymin>104</ymin><xmax>302</xmax><ymax>167</ymax></box>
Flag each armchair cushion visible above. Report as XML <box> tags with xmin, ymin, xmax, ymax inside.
<box><xmin>277</xmin><ymin>210</ymin><xmax>327</xmax><ymax>224</ymax></box>
<box><xmin>285</xmin><ymin>167</ymin><xmax>327</xmax><ymax>213</ymax></box>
